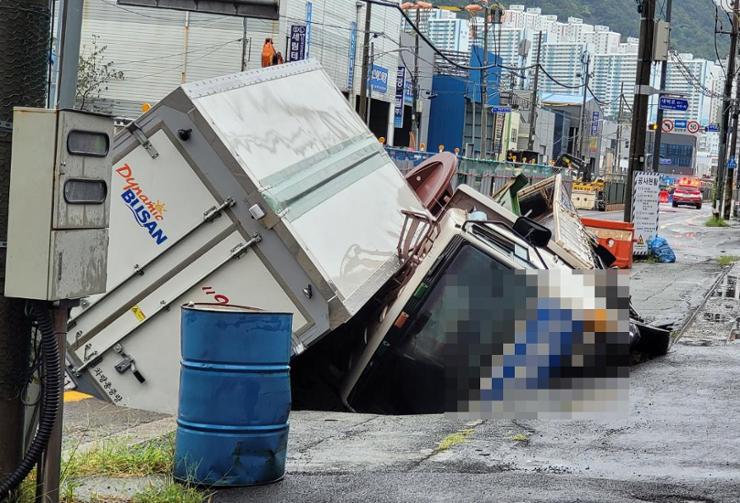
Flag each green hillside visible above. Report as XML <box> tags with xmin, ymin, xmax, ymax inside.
<box><xmin>444</xmin><ymin>0</ymin><xmax>726</xmax><ymax>61</ymax></box>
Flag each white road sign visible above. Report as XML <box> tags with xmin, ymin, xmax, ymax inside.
<box><xmin>632</xmin><ymin>172</ymin><xmax>661</xmax><ymax>256</ymax></box>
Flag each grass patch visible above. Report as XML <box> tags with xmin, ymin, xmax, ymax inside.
<box><xmin>132</xmin><ymin>478</ymin><xmax>212</xmax><ymax>503</ymax></box>
<box><xmin>64</xmin><ymin>439</ymin><xmax>174</xmax><ymax>479</ymax></box>
<box><xmin>706</xmin><ymin>216</ymin><xmax>728</xmax><ymax>227</ymax></box>
<box><xmin>13</xmin><ymin>436</ymin><xmax>212</xmax><ymax>502</ymax></box>
<box><xmin>718</xmin><ymin>255</ymin><xmax>740</xmax><ymax>266</ymax></box>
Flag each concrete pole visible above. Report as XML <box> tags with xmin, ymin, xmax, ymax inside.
<box><xmin>527</xmin><ymin>32</ymin><xmax>542</xmax><ymax>152</ymax></box>
<box><xmin>56</xmin><ymin>0</ymin><xmax>83</xmax><ymax>108</ymax></box>
<box><xmin>480</xmin><ymin>11</ymin><xmax>489</xmax><ymax>158</ymax></box>
<box><xmin>0</xmin><ymin>0</ymin><xmax>50</xmax><ymax>480</ymax></box>
<box><xmin>715</xmin><ymin>0</ymin><xmax>739</xmax><ymax>217</ymax></box>
<box><xmin>624</xmin><ymin>0</ymin><xmax>657</xmax><ymax>222</ymax></box>
<box><xmin>652</xmin><ymin>0</ymin><xmax>672</xmax><ymax>173</ymax></box>
<box><xmin>358</xmin><ymin>1</ymin><xmax>372</xmax><ymax>123</ymax></box>
<box><xmin>725</xmin><ymin>11</ymin><xmax>740</xmax><ymax>219</ymax></box>
<box><xmin>412</xmin><ymin>7</ymin><xmax>421</xmax><ymax>149</ymax></box>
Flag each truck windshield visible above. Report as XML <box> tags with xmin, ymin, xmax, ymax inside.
<box><xmin>349</xmin><ymin>242</ymin><xmax>534</xmax><ymax>414</ymax></box>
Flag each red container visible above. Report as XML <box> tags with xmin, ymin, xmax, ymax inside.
<box><xmin>580</xmin><ymin>217</ymin><xmax>635</xmax><ymax>269</ymax></box>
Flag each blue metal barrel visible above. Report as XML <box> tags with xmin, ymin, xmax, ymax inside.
<box><xmin>174</xmin><ymin>303</ymin><xmax>292</xmax><ymax>486</ymax></box>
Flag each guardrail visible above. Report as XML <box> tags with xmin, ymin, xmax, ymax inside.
<box><xmin>385</xmin><ymin>148</ymin><xmax>573</xmax><ymax>199</ymax></box>
<box><xmin>455</xmin><ymin>157</ymin><xmax>568</xmax><ymax>197</ymax></box>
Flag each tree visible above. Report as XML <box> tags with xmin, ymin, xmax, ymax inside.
<box><xmin>76</xmin><ymin>34</ymin><xmax>124</xmax><ymax>112</ymax></box>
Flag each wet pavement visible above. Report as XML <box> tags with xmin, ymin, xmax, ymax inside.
<box><xmin>61</xmin><ymin>204</ymin><xmax>740</xmax><ymax>502</ymax></box>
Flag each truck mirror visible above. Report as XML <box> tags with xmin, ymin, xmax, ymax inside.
<box><xmin>513</xmin><ymin>216</ymin><xmax>551</xmax><ymax>248</ymax></box>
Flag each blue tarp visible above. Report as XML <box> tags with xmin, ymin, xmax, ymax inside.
<box><xmin>648</xmin><ymin>235</ymin><xmax>676</xmax><ymax>263</ymax></box>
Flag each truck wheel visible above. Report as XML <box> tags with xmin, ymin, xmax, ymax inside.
<box><xmin>696</xmin><ymin>204</ymin><xmax>702</xmax><ymax>209</ymax></box>
<box><xmin>672</xmin><ymin>201</ymin><xmax>678</xmax><ymax>207</ymax></box>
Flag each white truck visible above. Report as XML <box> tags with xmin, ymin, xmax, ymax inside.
<box><xmin>66</xmin><ymin>60</ymin><xmax>427</xmax><ymax>413</ymax></box>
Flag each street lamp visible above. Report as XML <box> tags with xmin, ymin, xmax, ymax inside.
<box><xmin>400</xmin><ymin>1</ymin><xmax>433</xmax><ymax>150</ymax></box>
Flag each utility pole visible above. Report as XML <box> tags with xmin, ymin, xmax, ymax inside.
<box><xmin>651</xmin><ymin>0</ymin><xmax>672</xmax><ymax>173</ymax></box>
<box><xmin>367</xmin><ymin>41</ymin><xmax>374</xmax><ymax>128</ymax></box>
<box><xmin>241</xmin><ymin>18</ymin><xmax>248</xmax><ymax>71</ymax></box>
<box><xmin>716</xmin><ymin>0</ymin><xmax>739</xmax><ymax>217</ymax></box>
<box><xmin>480</xmin><ymin>11</ymin><xmax>490</xmax><ymax>158</ymax></box>
<box><xmin>577</xmin><ymin>52</ymin><xmax>591</xmax><ymax>159</ymax></box>
<box><xmin>527</xmin><ymin>32</ymin><xmax>543</xmax><ymax>152</ymax></box>
<box><xmin>358</xmin><ymin>1</ymin><xmax>372</xmax><ymax>124</ymax></box>
<box><xmin>624</xmin><ymin>0</ymin><xmax>657</xmax><ymax>222</ymax></box>
<box><xmin>412</xmin><ymin>7</ymin><xmax>421</xmax><ymax>149</ymax></box>
<box><xmin>0</xmin><ymin>0</ymin><xmax>51</xmax><ymax>481</ymax></box>
<box><xmin>56</xmin><ymin>0</ymin><xmax>84</xmax><ymax>108</ymax></box>
<box><xmin>725</xmin><ymin>2</ymin><xmax>740</xmax><ymax>219</ymax></box>
<box><xmin>615</xmin><ymin>82</ymin><xmax>625</xmax><ymax>175</ymax></box>
<box><xmin>349</xmin><ymin>2</ymin><xmax>363</xmax><ymax>108</ymax></box>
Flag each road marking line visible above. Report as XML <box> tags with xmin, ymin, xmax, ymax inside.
<box><xmin>64</xmin><ymin>390</ymin><xmax>92</xmax><ymax>402</ymax></box>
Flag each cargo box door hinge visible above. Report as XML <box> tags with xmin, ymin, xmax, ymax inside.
<box><xmin>126</xmin><ymin>123</ymin><xmax>159</xmax><ymax>159</ymax></box>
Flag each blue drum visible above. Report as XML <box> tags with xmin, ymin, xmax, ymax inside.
<box><xmin>174</xmin><ymin>303</ymin><xmax>292</xmax><ymax>486</ymax></box>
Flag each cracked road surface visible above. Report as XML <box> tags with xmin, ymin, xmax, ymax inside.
<box><xmin>63</xmin><ymin>204</ymin><xmax>740</xmax><ymax>502</ymax></box>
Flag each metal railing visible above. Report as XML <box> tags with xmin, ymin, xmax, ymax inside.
<box><xmin>455</xmin><ymin>157</ymin><xmax>568</xmax><ymax>197</ymax></box>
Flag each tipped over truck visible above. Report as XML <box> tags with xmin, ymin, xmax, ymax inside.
<box><xmin>66</xmin><ymin>61</ymin><xmax>668</xmax><ymax>415</ymax></box>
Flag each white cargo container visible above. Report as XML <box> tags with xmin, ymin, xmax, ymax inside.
<box><xmin>66</xmin><ymin>60</ymin><xmax>426</xmax><ymax>413</ymax></box>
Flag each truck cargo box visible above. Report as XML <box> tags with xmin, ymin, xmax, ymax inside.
<box><xmin>65</xmin><ymin>60</ymin><xmax>426</xmax><ymax>413</ymax></box>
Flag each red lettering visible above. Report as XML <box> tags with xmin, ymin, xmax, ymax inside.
<box><xmin>116</xmin><ymin>164</ymin><xmax>132</xmax><ymax>178</ymax></box>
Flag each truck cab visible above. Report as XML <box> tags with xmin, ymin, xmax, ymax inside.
<box><xmin>340</xmin><ymin>187</ymin><xmax>569</xmax><ymax>414</ymax></box>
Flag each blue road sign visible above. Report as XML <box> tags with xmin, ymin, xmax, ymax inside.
<box><xmin>674</xmin><ymin>119</ymin><xmax>688</xmax><ymax>129</ymax></box>
<box><xmin>659</xmin><ymin>96</ymin><xmax>689</xmax><ymax>111</ymax></box>
<box><xmin>707</xmin><ymin>124</ymin><xmax>720</xmax><ymax>132</ymax></box>
<box><xmin>729</xmin><ymin>157</ymin><xmax>737</xmax><ymax>170</ymax></box>
<box><xmin>490</xmin><ymin>106</ymin><xmax>512</xmax><ymax>114</ymax></box>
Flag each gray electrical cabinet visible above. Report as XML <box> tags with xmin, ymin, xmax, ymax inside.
<box><xmin>4</xmin><ymin>108</ymin><xmax>113</xmax><ymax>301</ymax></box>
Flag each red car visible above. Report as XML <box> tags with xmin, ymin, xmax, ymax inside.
<box><xmin>672</xmin><ymin>185</ymin><xmax>703</xmax><ymax>209</ymax></box>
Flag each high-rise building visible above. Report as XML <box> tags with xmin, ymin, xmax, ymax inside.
<box><xmin>592</xmin><ymin>41</ymin><xmax>639</xmax><ymax>117</ymax></box>
<box><xmin>539</xmin><ymin>43</ymin><xmax>587</xmax><ymax>96</ymax></box>
<box><xmin>427</xmin><ymin>17</ymin><xmax>469</xmax><ymax>53</ymax></box>
<box><xmin>662</xmin><ymin>53</ymin><xmax>721</xmax><ymax>124</ymax></box>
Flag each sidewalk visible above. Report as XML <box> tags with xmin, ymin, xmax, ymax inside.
<box><xmin>54</xmin><ymin>253</ymin><xmax>740</xmax><ymax>502</ymax></box>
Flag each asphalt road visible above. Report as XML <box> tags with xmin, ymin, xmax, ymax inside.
<box><xmin>215</xmin><ymin>207</ymin><xmax>740</xmax><ymax>502</ymax></box>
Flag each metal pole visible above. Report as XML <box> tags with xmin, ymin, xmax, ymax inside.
<box><xmin>624</xmin><ymin>0</ymin><xmax>657</xmax><ymax>222</ymax></box>
<box><xmin>480</xmin><ymin>10</ymin><xmax>489</xmax><ymax>158</ymax></box>
<box><xmin>652</xmin><ymin>0</ymin><xmax>672</xmax><ymax>173</ymax></box>
<box><xmin>412</xmin><ymin>7</ymin><xmax>421</xmax><ymax>149</ymax></box>
<box><xmin>39</xmin><ymin>305</ymin><xmax>71</xmax><ymax>503</ymax></box>
<box><xmin>725</xmin><ymin>13</ymin><xmax>740</xmax><ymax>219</ymax></box>
<box><xmin>367</xmin><ymin>41</ymin><xmax>374</xmax><ymax>128</ymax></box>
<box><xmin>56</xmin><ymin>0</ymin><xmax>83</xmax><ymax>108</ymax></box>
<box><xmin>615</xmin><ymin>82</ymin><xmax>625</xmax><ymax>175</ymax></box>
<box><xmin>578</xmin><ymin>52</ymin><xmax>590</xmax><ymax>159</ymax></box>
<box><xmin>716</xmin><ymin>0</ymin><xmax>739</xmax><ymax>216</ymax></box>
<box><xmin>0</xmin><ymin>0</ymin><xmax>50</xmax><ymax>482</ymax></box>
<box><xmin>358</xmin><ymin>1</ymin><xmax>372</xmax><ymax>123</ymax></box>
<box><xmin>241</xmin><ymin>18</ymin><xmax>248</xmax><ymax>71</ymax></box>
<box><xmin>527</xmin><ymin>31</ymin><xmax>542</xmax><ymax>152</ymax></box>
<box><xmin>181</xmin><ymin>12</ymin><xmax>190</xmax><ymax>84</ymax></box>
<box><xmin>349</xmin><ymin>2</ymin><xmax>362</xmax><ymax>108</ymax></box>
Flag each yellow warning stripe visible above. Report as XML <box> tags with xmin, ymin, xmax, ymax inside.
<box><xmin>64</xmin><ymin>390</ymin><xmax>92</xmax><ymax>403</ymax></box>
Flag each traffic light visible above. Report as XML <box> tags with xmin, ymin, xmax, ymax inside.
<box><xmin>648</xmin><ymin>123</ymin><xmax>658</xmax><ymax>131</ymax></box>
